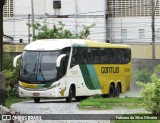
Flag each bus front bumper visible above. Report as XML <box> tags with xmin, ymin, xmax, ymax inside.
<box><xmin>18</xmin><ymin>87</ymin><xmax>59</xmax><ymax>98</ymax></box>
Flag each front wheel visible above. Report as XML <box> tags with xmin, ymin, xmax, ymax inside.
<box><xmin>66</xmin><ymin>87</ymin><xmax>73</xmax><ymax>103</ymax></box>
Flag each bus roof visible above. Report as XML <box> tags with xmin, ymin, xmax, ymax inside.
<box><xmin>24</xmin><ymin>39</ymin><xmax>131</xmax><ymax>51</ymax></box>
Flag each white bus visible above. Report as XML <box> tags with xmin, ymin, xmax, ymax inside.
<box><xmin>13</xmin><ymin>39</ymin><xmax>132</xmax><ymax>103</ymax></box>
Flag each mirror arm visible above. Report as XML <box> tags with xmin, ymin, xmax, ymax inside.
<box><xmin>13</xmin><ymin>54</ymin><xmax>22</xmax><ymax>67</ymax></box>
<box><xmin>56</xmin><ymin>54</ymin><xmax>66</xmax><ymax>67</ymax></box>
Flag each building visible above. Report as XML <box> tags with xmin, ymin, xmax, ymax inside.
<box><xmin>3</xmin><ymin>0</ymin><xmax>107</xmax><ymax>43</ymax></box>
<box><xmin>107</xmin><ymin>0</ymin><xmax>160</xmax><ymax>58</ymax></box>
<box><xmin>3</xmin><ymin>0</ymin><xmax>160</xmax><ymax>58</ymax></box>
<box><xmin>107</xmin><ymin>0</ymin><xmax>160</xmax><ymax>43</ymax></box>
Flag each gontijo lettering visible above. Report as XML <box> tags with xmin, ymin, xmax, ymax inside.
<box><xmin>101</xmin><ymin>67</ymin><xmax>119</xmax><ymax>73</ymax></box>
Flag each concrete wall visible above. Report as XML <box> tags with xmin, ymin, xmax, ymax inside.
<box><xmin>132</xmin><ymin>59</ymin><xmax>160</xmax><ymax>72</ymax></box>
<box><xmin>130</xmin><ymin>44</ymin><xmax>160</xmax><ymax>59</ymax></box>
<box><xmin>108</xmin><ymin>17</ymin><xmax>160</xmax><ymax>43</ymax></box>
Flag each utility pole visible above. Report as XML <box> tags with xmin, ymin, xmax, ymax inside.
<box><xmin>28</xmin><ymin>14</ymin><xmax>31</xmax><ymax>43</ymax></box>
<box><xmin>0</xmin><ymin>0</ymin><xmax>6</xmax><ymax>106</ymax></box>
<box><xmin>31</xmin><ymin>0</ymin><xmax>35</xmax><ymax>41</ymax></box>
<box><xmin>0</xmin><ymin>0</ymin><xmax>5</xmax><ymax>71</ymax></box>
<box><xmin>152</xmin><ymin>0</ymin><xmax>156</xmax><ymax>59</ymax></box>
<box><xmin>75</xmin><ymin>0</ymin><xmax>78</xmax><ymax>33</ymax></box>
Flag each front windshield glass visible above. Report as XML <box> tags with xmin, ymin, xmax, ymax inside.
<box><xmin>20</xmin><ymin>51</ymin><xmax>59</xmax><ymax>82</ymax></box>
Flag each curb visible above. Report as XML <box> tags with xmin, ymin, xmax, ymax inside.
<box><xmin>0</xmin><ymin>105</ymin><xmax>10</xmax><ymax>114</ymax></box>
<box><xmin>0</xmin><ymin>105</ymin><xmax>19</xmax><ymax>123</ymax></box>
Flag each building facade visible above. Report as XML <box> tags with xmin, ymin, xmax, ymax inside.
<box><xmin>107</xmin><ymin>0</ymin><xmax>160</xmax><ymax>44</ymax></box>
<box><xmin>3</xmin><ymin>0</ymin><xmax>160</xmax><ymax>58</ymax></box>
<box><xmin>3</xmin><ymin>0</ymin><xmax>107</xmax><ymax>43</ymax></box>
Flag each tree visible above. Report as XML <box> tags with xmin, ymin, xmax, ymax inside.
<box><xmin>27</xmin><ymin>21</ymin><xmax>95</xmax><ymax>41</ymax></box>
<box><xmin>137</xmin><ymin>65</ymin><xmax>160</xmax><ymax>114</ymax></box>
<box><xmin>3</xmin><ymin>53</ymin><xmax>19</xmax><ymax>96</ymax></box>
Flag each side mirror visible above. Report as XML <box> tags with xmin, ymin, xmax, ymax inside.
<box><xmin>13</xmin><ymin>54</ymin><xmax>22</xmax><ymax>67</ymax></box>
<box><xmin>56</xmin><ymin>54</ymin><xmax>66</xmax><ymax>67</ymax></box>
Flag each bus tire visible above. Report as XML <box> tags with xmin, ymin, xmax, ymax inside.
<box><xmin>66</xmin><ymin>87</ymin><xmax>73</xmax><ymax>103</ymax></box>
<box><xmin>109</xmin><ymin>84</ymin><xmax>115</xmax><ymax>97</ymax></box>
<box><xmin>34</xmin><ymin>98</ymin><xmax>40</xmax><ymax>103</ymax></box>
<box><xmin>115</xmin><ymin>84</ymin><xmax>121</xmax><ymax>97</ymax></box>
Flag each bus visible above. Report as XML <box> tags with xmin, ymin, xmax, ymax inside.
<box><xmin>13</xmin><ymin>39</ymin><xmax>132</xmax><ymax>103</ymax></box>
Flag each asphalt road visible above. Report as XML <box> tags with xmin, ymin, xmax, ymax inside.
<box><xmin>10</xmin><ymin>97</ymin><xmax>147</xmax><ymax>123</ymax></box>
<box><xmin>9</xmin><ymin>82</ymin><xmax>145</xmax><ymax>123</ymax></box>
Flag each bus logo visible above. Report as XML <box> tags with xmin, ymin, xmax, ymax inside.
<box><xmin>101</xmin><ymin>67</ymin><xmax>119</xmax><ymax>73</ymax></box>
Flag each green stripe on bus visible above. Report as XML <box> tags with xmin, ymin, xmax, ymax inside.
<box><xmin>80</xmin><ymin>64</ymin><xmax>102</xmax><ymax>90</ymax></box>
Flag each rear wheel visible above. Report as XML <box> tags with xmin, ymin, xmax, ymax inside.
<box><xmin>66</xmin><ymin>87</ymin><xmax>73</xmax><ymax>102</ymax></box>
<box><xmin>34</xmin><ymin>98</ymin><xmax>40</xmax><ymax>103</ymax></box>
<box><xmin>115</xmin><ymin>84</ymin><xmax>121</xmax><ymax>97</ymax></box>
<box><xmin>109</xmin><ymin>84</ymin><xmax>115</xmax><ymax>97</ymax></box>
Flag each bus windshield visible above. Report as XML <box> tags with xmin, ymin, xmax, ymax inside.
<box><xmin>20</xmin><ymin>51</ymin><xmax>60</xmax><ymax>83</ymax></box>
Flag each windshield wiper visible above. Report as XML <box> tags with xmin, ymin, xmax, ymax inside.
<box><xmin>38</xmin><ymin>63</ymin><xmax>45</xmax><ymax>81</ymax></box>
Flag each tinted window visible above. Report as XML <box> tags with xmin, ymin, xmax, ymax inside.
<box><xmin>71</xmin><ymin>47</ymin><xmax>131</xmax><ymax>66</ymax></box>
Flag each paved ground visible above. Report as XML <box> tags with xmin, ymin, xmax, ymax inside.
<box><xmin>9</xmin><ymin>81</ymin><xmax>146</xmax><ymax>123</ymax></box>
<box><xmin>11</xmin><ymin>98</ymin><xmax>147</xmax><ymax>123</ymax></box>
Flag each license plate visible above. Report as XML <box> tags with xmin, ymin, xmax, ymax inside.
<box><xmin>33</xmin><ymin>93</ymin><xmax>40</xmax><ymax>96</ymax></box>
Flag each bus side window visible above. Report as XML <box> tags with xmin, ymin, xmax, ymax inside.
<box><xmin>86</xmin><ymin>49</ymin><xmax>93</xmax><ymax>64</ymax></box>
<box><xmin>124</xmin><ymin>49</ymin><xmax>131</xmax><ymax>63</ymax></box>
<box><xmin>58</xmin><ymin>56</ymin><xmax>68</xmax><ymax>78</ymax></box>
<box><xmin>71</xmin><ymin>48</ymin><xmax>78</xmax><ymax>67</ymax></box>
<box><xmin>92</xmin><ymin>48</ymin><xmax>100</xmax><ymax>64</ymax></box>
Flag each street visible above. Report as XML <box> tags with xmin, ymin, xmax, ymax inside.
<box><xmin>10</xmin><ymin>97</ymin><xmax>147</xmax><ymax>123</ymax></box>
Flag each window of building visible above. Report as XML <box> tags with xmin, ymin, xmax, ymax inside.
<box><xmin>121</xmin><ymin>29</ymin><xmax>127</xmax><ymax>39</ymax></box>
<box><xmin>107</xmin><ymin>0</ymin><xmax>160</xmax><ymax>17</ymax></box>
<box><xmin>3</xmin><ymin>0</ymin><xmax>13</xmax><ymax>18</ymax></box>
<box><xmin>139</xmin><ymin>29</ymin><xmax>145</xmax><ymax>39</ymax></box>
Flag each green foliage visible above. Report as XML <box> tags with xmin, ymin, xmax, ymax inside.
<box><xmin>3</xmin><ymin>69</ymin><xmax>16</xmax><ymax>94</ymax></box>
<box><xmin>74</xmin><ymin>23</ymin><xmax>96</xmax><ymax>39</ymax></box>
<box><xmin>80</xmin><ymin>97</ymin><xmax>144</xmax><ymax>110</ymax></box>
<box><xmin>6</xmin><ymin>96</ymin><xmax>31</xmax><ymax>108</ymax></box>
<box><xmin>28</xmin><ymin>21</ymin><xmax>95</xmax><ymax>41</ymax></box>
<box><xmin>3</xmin><ymin>53</ymin><xmax>19</xmax><ymax>96</ymax></box>
<box><xmin>133</xmin><ymin>68</ymin><xmax>152</xmax><ymax>83</ymax></box>
<box><xmin>3</xmin><ymin>53</ymin><xmax>14</xmax><ymax>70</ymax></box>
<box><xmin>113</xmin><ymin>120</ymin><xmax>158</xmax><ymax>123</ymax></box>
<box><xmin>91</xmin><ymin>94</ymin><xmax>102</xmax><ymax>99</ymax></box>
<box><xmin>137</xmin><ymin>65</ymin><xmax>160</xmax><ymax>114</ymax></box>
<box><xmin>155</xmin><ymin>64</ymin><xmax>160</xmax><ymax>73</ymax></box>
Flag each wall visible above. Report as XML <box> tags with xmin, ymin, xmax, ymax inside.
<box><xmin>130</xmin><ymin>44</ymin><xmax>160</xmax><ymax>59</ymax></box>
<box><xmin>132</xmin><ymin>59</ymin><xmax>160</xmax><ymax>72</ymax></box>
<box><xmin>3</xmin><ymin>43</ymin><xmax>160</xmax><ymax>59</ymax></box>
<box><xmin>107</xmin><ymin>17</ymin><xmax>160</xmax><ymax>43</ymax></box>
<box><xmin>4</xmin><ymin>0</ymin><xmax>107</xmax><ymax>43</ymax></box>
